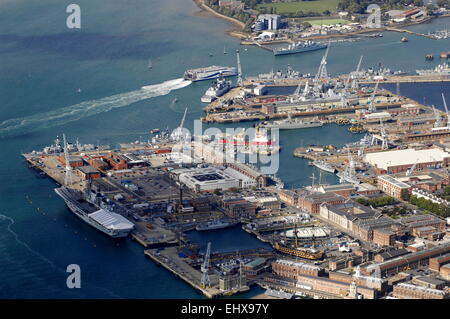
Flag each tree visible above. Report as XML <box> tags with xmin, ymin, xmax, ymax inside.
<box><xmin>302</xmin><ymin>21</ymin><xmax>312</xmax><ymax>29</ymax></box>
<box><xmin>401</xmin><ymin>189</ymin><xmax>411</xmax><ymax>201</ymax></box>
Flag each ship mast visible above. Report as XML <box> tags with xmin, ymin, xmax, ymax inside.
<box><xmin>63</xmin><ymin>134</ymin><xmax>73</xmax><ymax>186</ymax></box>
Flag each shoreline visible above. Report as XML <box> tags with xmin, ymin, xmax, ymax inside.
<box><xmin>192</xmin><ymin>0</ymin><xmax>246</xmax><ymax>37</ymax></box>
<box><xmin>191</xmin><ymin>1</ymin><xmax>449</xmax><ymax>43</ymax></box>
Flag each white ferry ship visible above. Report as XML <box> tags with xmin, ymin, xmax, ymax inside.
<box><xmin>184</xmin><ymin>66</ymin><xmax>237</xmax><ymax>82</ymax></box>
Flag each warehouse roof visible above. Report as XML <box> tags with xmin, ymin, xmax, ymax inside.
<box><xmin>364</xmin><ymin>148</ymin><xmax>450</xmax><ymax>170</ymax></box>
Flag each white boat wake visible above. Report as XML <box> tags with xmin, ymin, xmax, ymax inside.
<box><xmin>0</xmin><ymin>78</ymin><xmax>191</xmax><ymax>137</ymax></box>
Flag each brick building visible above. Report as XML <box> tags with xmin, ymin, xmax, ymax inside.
<box><xmin>393</xmin><ymin>283</ymin><xmax>448</xmax><ymax>299</ymax></box>
<box><xmin>429</xmin><ymin>253</ymin><xmax>450</xmax><ymax>272</ymax></box>
<box><xmin>271</xmin><ymin>259</ymin><xmax>323</xmax><ymax>278</ymax></box>
<box><xmin>377</xmin><ymin>175</ymin><xmax>411</xmax><ymax>199</ymax></box>
<box><xmin>299</xmin><ymin>192</ymin><xmax>345</xmax><ymax>214</ymax></box>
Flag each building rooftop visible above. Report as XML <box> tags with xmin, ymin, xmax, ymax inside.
<box><xmin>378</xmin><ymin>175</ymin><xmax>411</xmax><ymax>189</ymax></box>
<box><xmin>364</xmin><ymin>148</ymin><xmax>450</xmax><ymax>170</ymax></box>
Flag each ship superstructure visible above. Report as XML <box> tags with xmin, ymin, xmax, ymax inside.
<box><xmin>201</xmin><ymin>77</ymin><xmax>232</xmax><ymax>103</ymax></box>
<box><xmin>273</xmin><ymin>41</ymin><xmax>327</xmax><ymax>56</ymax></box>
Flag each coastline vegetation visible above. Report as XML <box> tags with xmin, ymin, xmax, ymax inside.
<box><xmin>257</xmin><ymin>0</ymin><xmax>340</xmax><ymax>15</ymax></box>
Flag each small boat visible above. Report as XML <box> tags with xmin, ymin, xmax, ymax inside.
<box><xmin>172</xmin><ymin>98</ymin><xmax>178</xmax><ymax>104</ymax></box>
<box><xmin>150</xmin><ymin>128</ymin><xmax>160</xmax><ymax>134</ymax></box>
<box><xmin>401</xmin><ymin>37</ymin><xmax>408</xmax><ymax>42</ymax></box>
<box><xmin>148</xmin><ymin>58</ymin><xmax>152</xmax><ymax>69</ymax></box>
<box><xmin>223</xmin><ymin>47</ymin><xmax>227</xmax><ymax>54</ymax></box>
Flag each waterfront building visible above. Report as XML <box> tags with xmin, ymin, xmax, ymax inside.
<box><xmin>256</xmin><ymin>14</ymin><xmax>281</xmax><ymax>31</ymax></box>
<box><xmin>225</xmin><ymin>162</ymin><xmax>267</xmax><ymax>187</ymax></box>
<box><xmin>364</xmin><ymin>148</ymin><xmax>450</xmax><ymax>174</ymax></box>
<box><xmin>242</xmin><ymin>258</ymin><xmax>268</xmax><ymax>278</ymax></box>
<box><xmin>220</xmin><ymin>197</ymin><xmax>257</xmax><ymax>219</ymax></box>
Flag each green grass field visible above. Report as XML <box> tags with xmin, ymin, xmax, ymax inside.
<box><xmin>304</xmin><ymin>18</ymin><xmax>350</xmax><ymax>25</ymax></box>
<box><xmin>257</xmin><ymin>0</ymin><xmax>340</xmax><ymax>15</ymax></box>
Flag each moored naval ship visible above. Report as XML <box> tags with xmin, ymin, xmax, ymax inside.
<box><xmin>201</xmin><ymin>77</ymin><xmax>232</xmax><ymax>103</ymax></box>
<box><xmin>184</xmin><ymin>66</ymin><xmax>237</xmax><ymax>81</ymax></box>
<box><xmin>273</xmin><ymin>40</ymin><xmax>327</xmax><ymax>56</ymax></box>
<box><xmin>195</xmin><ymin>219</ymin><xmax>238</xmax><ymax>231</ymax></box>
<box><xmin>416</xmin><ymin>62</ymin><xmax>450</xmax><ymax>76</ymax></box>
<box><xmin>259</xmin><ymin>116</ymin><xmax>323</xmax><ymax>130</ymax></box>
<box><xmin>313</xmin><ymin>160</ymin><xmax>336</xmax><ymax>173</ymax></box>
<box><xmin>54</xmin><ymin>187</ymin><xmax>135</xmax><ymax>238</ymax></box>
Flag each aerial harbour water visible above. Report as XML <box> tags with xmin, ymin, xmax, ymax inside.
<box><xmin>1</xmin><ymin>0</ymin><xmax>450</xmax><ymax>299</ymax></box>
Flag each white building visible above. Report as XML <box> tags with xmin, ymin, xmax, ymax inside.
<box><xmin>174</xmin><ymin>167</ymin><xmax>240</xmax><ymax>192</ymax></box>
<box><xmin>257</xmin><ymin>14</ymin><xmax>281</xmax><ymax>31</ymax></box>
<box><xmin>364</xmin><ymin>148</ymin><xmax>450</xmax><ymax>173</ymax></box>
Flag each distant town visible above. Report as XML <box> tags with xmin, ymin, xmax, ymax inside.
<box><xmin>197</xmin><ymin>0</ymin><xmax>450</xmax><ymax>44</ymax></box>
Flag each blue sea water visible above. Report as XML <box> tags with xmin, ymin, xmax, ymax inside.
<box><xmin>0</xmin><ymin>0</ymin><xmax>449</xmax><ymax>298</ymax></box>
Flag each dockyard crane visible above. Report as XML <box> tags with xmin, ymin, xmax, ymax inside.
<box><xmin>406</xmin><ymin>160</ymin><xmax>418</xmax><ymax>177</ymax></box>
<box><xmin>367</xmin><ymin>80</ymin><xmax>380</xmax><ymax>113</ymax></box>
<box><xmin>379</xmin><ymin>118</ymin><xmax>388</xmax><ymax>150</ymax></box>
<box><xmin>432</xmin><ymin>105</ymin><xmax>443</xmax><ymax>128</ymax></box>
<box><xmin>345</xmin><ymin>55</ymin><xmax>363</xmax><ymax>90</ymax></box>
<box><xmin>171</xmin><ymin>107</ymin><xmax>188</xmax><ymax>142</ymax></box>
<box><xmin>63</xmin><ymin>134</ymin><xmax>74</xmax><ymax>186</ymax></box>
<box><xmin>200</xmin><ymin>242</ymin><xmax>212</xmax><ymax>288</ymax></box>
<box><xmin>442</xmin><ymin>93</ymin><xmax>450</xmax><ymax>129</ymax></box>
<box><xmin>314</xmin><ymin>42</ymin><xmax>330</xmax><ymax>82</ymax></box>
<box><xmin>236</xmin><ymin>51</ymin><xmax>243</xmax><ymax>86</ymax></box>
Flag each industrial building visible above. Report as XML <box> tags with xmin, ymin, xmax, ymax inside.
<box><xmin>364</xmin><ymin>148</ymin><xmax>450</xmax><ymax>174</ymax></box>
<box><xmin>174</xmin><ymin>167</ymin><xmax>240</xmax><ymax>192</ymax></box>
